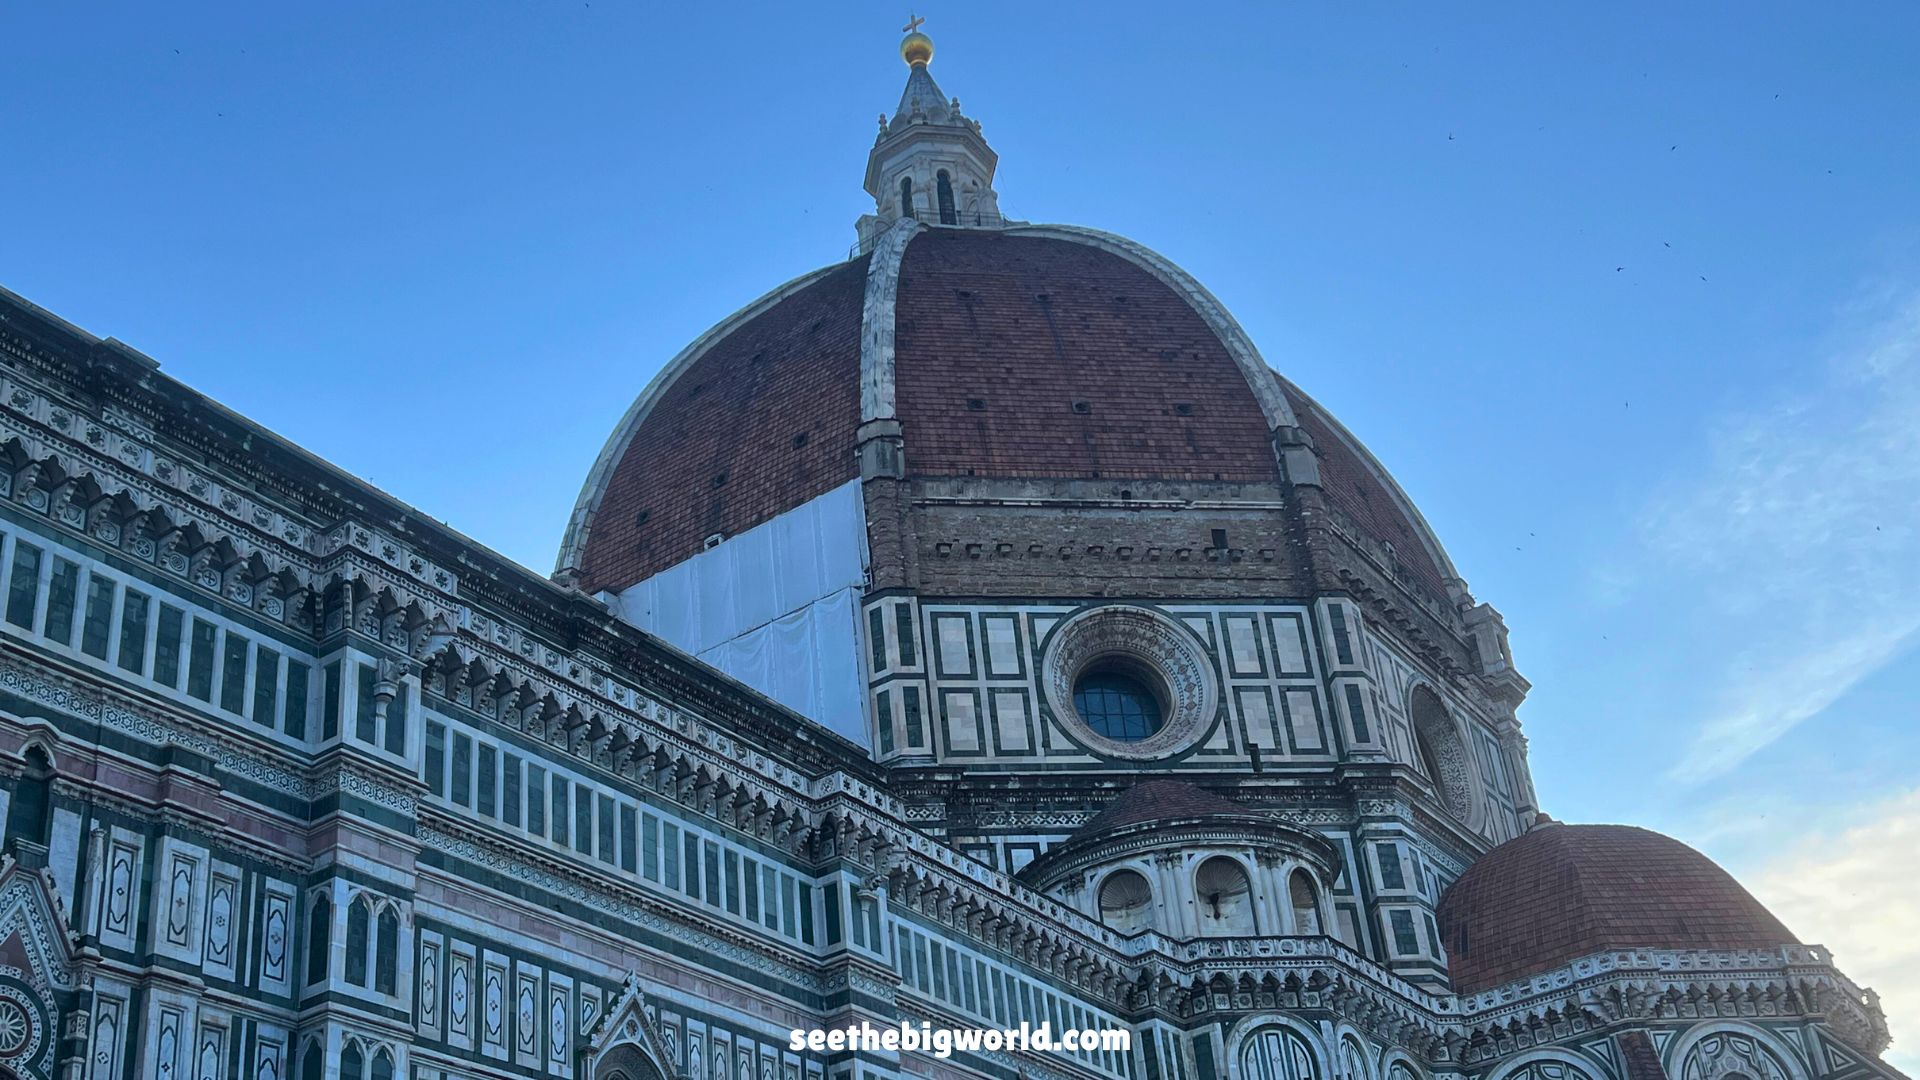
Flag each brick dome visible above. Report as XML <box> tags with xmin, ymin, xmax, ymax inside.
<box><xmin>1070</xmin><ymin>780</ymin><xmax>1259</xmax><ymax>842</ymax></box>
<box><xmin>1437</xmin><ymin>822</ymin><xmax>1798</xmax><ymax>993</ymax></box>
<box><xmin>560</xmin><ymin>226</ymin><xmax>1457</xmax><ymax>600</ymax></box>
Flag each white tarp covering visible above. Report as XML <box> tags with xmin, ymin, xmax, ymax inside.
<box><xmin>605</xmin><ymin>480</ymin><xmax>870</xmax><ymax>745</ymax></box>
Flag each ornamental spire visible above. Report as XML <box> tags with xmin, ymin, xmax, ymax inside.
<box><xmin>856</xmin><ymin>17</ymin><xmax>1008</xmax><ymax>252</ymax></box>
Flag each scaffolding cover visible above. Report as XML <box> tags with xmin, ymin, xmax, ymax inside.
<box><xmin>606</xmin><ymin>480</ymin><xmax>870</xmax><ymax>745</ymax></box>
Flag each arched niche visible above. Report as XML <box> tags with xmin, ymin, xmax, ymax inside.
<box><xmin>1195</xmin><ymin>856</ymin><xmax>1256</xmax><ymax>935</ymax></box>
<box><xmin>1096</xmin><ymin>868</ymin><xmax>1154</xmax><ymax>934</ymax></box>
<box><xmin>1408</xmin><ymin>684</ymin><xmax>1476</xmax><ymax>821</ymax></box>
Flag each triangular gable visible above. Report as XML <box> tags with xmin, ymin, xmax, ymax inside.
<box><xmin>0</xmin><ymin>856</ymin><xmax>79</xmax><ymax>996</ymax></box>
<box><xmin>0</xmin><ymin>856</ymin><xmax>81</xmax><ymax>1080</ymax></box>
<box><xmin>584</xmin><ymin>974</ymin><xmax>684</xmax><ymax>1080</ymax></box>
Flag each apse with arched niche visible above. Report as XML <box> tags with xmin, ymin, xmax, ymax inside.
<box><xmin>1096</xmin><ymin>869</ymin><xmax>1154</xmax><ymax>934</ymax></box>
<box><xmin>1195</xmin><ymin>856</ymin><xmax>1256</xmax><ymax>935</ymax></box>
<box><xmin>1239</xmin><ymin>1025</ymin><xmax>1320</xmax><ymax>1080</ymax></box>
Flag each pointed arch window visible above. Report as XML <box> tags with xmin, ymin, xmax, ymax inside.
<box><xmin>306</xmin><ymin>894</ymin><xmax>331</xmax><ymax>984</ymax></box>
<box><xmin>345</xmin><ymin>898</ymin><xmax>370</xmax><ymax>986</ymax></box>
<box><xmin>300</xmin><ymin>1042</ymin><xmax>325</xmax><ymax>1080</ymax></box>
<box><xmin>375</xmin><ymin>905</ymin><xmax>399</xmax><ymax>994</ymax></box>
<box><xmin>936</xmin><ymin>170</ymin><xmax>957</xmax><ymax>224</ymax></box>
<box><xmin>371</xmin><ymin>1049</ymin><xmax>395</xmax><ymax>1080</ymax></box>
<box><xmin>341</xmin><ymin>1043</ymin><xmax>365</xmax><ymax>1080</ymax></box>
<box><xmin>899</xmin><ymin>177</ymin><xmax>915</xmax><ymax>220</ymax></box>
<box><xmin>6</xmin><ymin>746</ymin><xmax>54</xmax><ymax>853</ymax></box>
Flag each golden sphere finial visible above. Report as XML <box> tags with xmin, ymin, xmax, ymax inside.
<box><xmin>900</xmin><ymin>13</ymin><xmax>933</xmax><ymax>66</ymax></box>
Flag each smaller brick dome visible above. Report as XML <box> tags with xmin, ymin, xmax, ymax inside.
<box><xmin>1437</xmin><ymin>822</ymin><xmax>1797</xmax><ymax>993</ymax></box>
<box><xmin>1070</xmin><ymin>780</ymin><xmax>1255</xmax><ymax>841</ymax></box>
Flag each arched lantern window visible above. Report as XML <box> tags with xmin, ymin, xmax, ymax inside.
<box><xmin>936</xmin><ymin>170</ymin><xmax>957</xmax><ymax>224</ymax></box>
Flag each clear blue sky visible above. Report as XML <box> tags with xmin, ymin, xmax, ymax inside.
<box><xmin>6</xmin><ymin>2</ymin><xmax>1919</xmax><ymax>1045</ymax></box>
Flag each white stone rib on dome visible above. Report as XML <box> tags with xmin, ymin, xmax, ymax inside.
<box><xmin>857</xmin><ymin>218</ymin><xmax>925</xmax><ymax>422</ymax></box>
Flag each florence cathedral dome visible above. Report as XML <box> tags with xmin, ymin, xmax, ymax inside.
<box><xmin>0</xmin><ymin>18</ymin><xmax>1895</xmax><ymax>1080</ymax></box>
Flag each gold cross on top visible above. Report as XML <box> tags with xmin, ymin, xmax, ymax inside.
<box><xmin>902</xmin><ymin>13</ymin><xmax>925</xmax><ymax>34</ymax></box>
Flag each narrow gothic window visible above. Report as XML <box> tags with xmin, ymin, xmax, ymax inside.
<box><xmin>340</xmin><ymin>1043</ymin><xmax>365</xmax><ymax>1080</ymax></box>
<box><xmin>899</xmin><ymin>177</ymin><xmax>914</xmax><ymax>219</ymax></box>
<box><xmin>375</xmin><ymin>906</ymin><xmax>399</xmax><ymax>994</ymax></box>
<box><xmin>306</xmin><ymin>895</ymin><xmax>331</xmax><ymax>984</ymax></box>
<box><xmin>937</xmin><ymin>170</ymin><xmax>956</xmax><ymax>224</ymax></box>
<box><xmin>345</xmin><ymin>898</ymin><xmax>370</xmax><ymax>986</ymax></box>
<box><xmin>6</xmin><ymin>746</ymin><xmax>54</xmax><ymax>852</ymax></box>
<box><xmin>371</xmin><ymin>1049</ymin><xmax>395</xmax><ymax>1080</ymax></box>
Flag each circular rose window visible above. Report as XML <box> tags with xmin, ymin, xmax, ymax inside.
<box><xmin>1042</xmin><ymin>605</ymin><xmax>1218</xmax><ymax>760</ymax></box>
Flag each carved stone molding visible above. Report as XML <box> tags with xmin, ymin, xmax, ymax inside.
<box><xmin>1039</xmin><ymin>605</ymin><xmax>1219</xmax><ymax>762</ymax></box>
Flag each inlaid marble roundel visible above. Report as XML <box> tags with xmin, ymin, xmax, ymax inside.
<box><xmin>1041</xmin><ymin>604</ymin><xmax>1219</xmax><ymax>760</ymax></box>
<box><xmin>0</xmin><ymin>983</ymin><xmax>46</xmax><ymax>1073</ymax></box>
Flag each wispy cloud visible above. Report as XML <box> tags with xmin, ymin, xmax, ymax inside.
<box><xmin>1749</xmin><ymin>787</ymin><xmax>1920</xmax><ymax>1076</ymax></box>
<box><xmin>1634</xmin><ymin>290</ymin><xmax>1920</xmax><ymax>781</ymax></box>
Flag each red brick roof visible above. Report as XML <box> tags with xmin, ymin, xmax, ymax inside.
<box><xmin>578</xmin><ymin>257</ymin><xmax>869</xmax><ymax>594</ymax></box>
<box><xmin>894</xmin><ymin>231</ymin><xmax>1282</xmax><ymax>483</ymax></box>
<box><xmin>1072</xmin><ymin>780</ymin><xmax>1254</xmax><ymax>840</ymax></box>
<box><xmin>577</xmin><ymin>230</ymin><xmax>1449</xmax><ymax>598</ymax></box>
<box><xmin>1437</xmin><ymin>823</ymin><xmax>1797</xmax><ymax>993</ymax></box>
<box><xmin>1279</xmin><ymin>382</ymin><xmax>1449</xmax><ymax>599</ymax></box>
